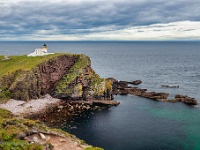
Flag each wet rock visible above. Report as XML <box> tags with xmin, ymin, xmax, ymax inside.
<box><xmin>162</xmin><ymin>85</ymin><xmax>179</xmax><ymax>88</ymax></box>
<box><xmin>92</xmin><ymin>100</ymin><xmax>120</xmax><ymax>106</ymax></box>
<box><xmin>117</xmin><ymin>88</ymin><xmax>128</xmax><ymax>95</ymax></box>
<box><xmin>175</xmin><ymin>94</ymin><xmax>197</xmax><ymax>105</ymax></box>
<box><xmin>141</xmin><ymin>92</ymin><xmax>169</xmax><ymax>100</ymax></box>
<box><xmin>111</xmin><ymin>78</ymin><xmax>197</xmax><ymax>105</ymax></box>
<box><xmin>128</xmin><ymin>80</ymin><xmax>142</xmax><ymax>85</ymax></box>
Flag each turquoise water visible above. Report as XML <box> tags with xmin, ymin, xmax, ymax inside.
<box><xmin>0</xmin><ymin>41</ymin><xmax>200</xmax><ymax>149</ymax></box>
<box><xmin>63</xmin><ymin>95</ymin><xmax>200</xmax><ymax>150</ymax></box>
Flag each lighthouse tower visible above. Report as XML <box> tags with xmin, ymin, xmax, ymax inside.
<box><xmin>42</xmin><ymin>43</ymin><xmax>47</xmax><ymax>53</ymax></box>
<box><xmin>27</xmin><ymin>43</ymin><xmax>54</xmax><ymax>56</ymax></box>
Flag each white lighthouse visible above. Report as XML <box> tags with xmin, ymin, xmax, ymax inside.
<box><xmin>27</xmin><ymin>44</ymin><xmax>54</xmax><ymax>57</ymax></box>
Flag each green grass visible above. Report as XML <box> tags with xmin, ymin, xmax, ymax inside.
<box><xmin>0</xmin><ymin>53</ymin><xmax>71</xmax><ymax>79</ymax></box>
<box><xmin>55</xmin><ymin>54</ymin><xmax>90</xmax><ymax>94</ymax></box>
<box><xmin>0</xmin><ymin>108</ymin><xmax>103</xmax><ymax>150</ymax></box>
<box><xmin>0</xmin><ymin>108</ymin><xmax>44</xmax><ymax>149</ymax></box>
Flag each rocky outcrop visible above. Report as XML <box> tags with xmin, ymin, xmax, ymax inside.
<box><xmin>29</xmin><ymin>100</ymin><xmax>119</xmax><ymax>127</ymax></box>
<box><xmin>111</xmin><ymin>79</ymin><xmax>198</xmax><ymax>105</ymax></box>
<box><xmin>128</xmin><ymin>80</ymin><xmax>142</xmax><ymax>85</ymax></box>
<box><xmin>174</xmin><ymin>94</ymin><xmax>198</xmax><ymax>105</ymax></box>
<box><xmin>162</xmin><ymin>85</ymin><xmax>179</xmax><ymax>88</ymax></box>
<box><xmin>0</xmin><ymin>54</ymin><xmax>113</xmax><ymax>101</ymax></box>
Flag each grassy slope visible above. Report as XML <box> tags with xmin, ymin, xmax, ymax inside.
<box><xmin>0</xmin><ymin>53</ymin><xmax>72</xmax><ymax>78</ymax></box>
<box><xmin>0</xmin><ymin>54</ymin><xmax>104</xmax><ymax>150</ymax></box>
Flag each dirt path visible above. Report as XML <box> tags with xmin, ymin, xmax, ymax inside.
<box><xmin>25</xmin><ymin>133</ymin><xmax>87</xmax><ymax>150</ymax></box>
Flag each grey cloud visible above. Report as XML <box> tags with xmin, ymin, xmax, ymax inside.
<box><xmin>0</xmin><ymin>0</ymin><xmax>200</xmax><ymax>40</ymax></box>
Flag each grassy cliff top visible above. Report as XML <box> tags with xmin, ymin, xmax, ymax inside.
<box><xmin>0</xmin><ymin>53</ymin><xmax>85</xmax><ymax>79</ymax></box>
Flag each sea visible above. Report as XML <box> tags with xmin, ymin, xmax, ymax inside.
<box><xmin>0</xmin><ymin>41</ymin><xmax>200</xmax><ymax>150</ymax></box>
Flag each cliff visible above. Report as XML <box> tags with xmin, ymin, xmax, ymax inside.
<box><xmin>0</xmin><ymin>54</ymin><xmax>112</xmax><ymax>102</ymax></box>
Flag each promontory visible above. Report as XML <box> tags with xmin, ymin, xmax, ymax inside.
<box><xmin>0</xmin><ymin>53</ymin><xmax>114</xmax><ymax>150</ymax></box>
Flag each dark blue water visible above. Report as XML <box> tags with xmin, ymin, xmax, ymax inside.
<box><xmin>1</xmin><ymin>41</ymin><xmax>200</xmax><ymax>150</ymax></box>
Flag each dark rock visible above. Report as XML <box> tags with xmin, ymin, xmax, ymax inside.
<box><xmin>116</xmin><ymin>81</ymin><xmax>128</xmax><ymax>88</ymax></box>
<box><xmin>111</xmin><ymin>78</ymin><xmax>197</xmax><ymax>105</ymax></box>
<box><xmin>128</xmin><ymin>80</ymin><xmax>142</xmax><ymax>85</ymax></box>
<box><xmin>162</xmin><ymin>85</ymin><xmax>179</xmax><ymax>88</ymax></box>
<box><xmin>141</xmin><ymin>92</ymin><xmax>169</xmax><ymax>100</ymax></box>
<box><xmin>92</xmin><ymin>100</ymin><xmax>120</xmax><ymax>106</ymax></box>
<box><xmin>174</xmin><ymin>94</ymin><xmax>197</xmax><ymax>105</ymax></box>
<box><xmin>117</xmin><ymin>88</ymin><xmax>128</xmax><ymax>95</ymax></box>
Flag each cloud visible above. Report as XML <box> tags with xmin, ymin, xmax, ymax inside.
<box><xmin>86</xmin><ymin>21</ymin><xmax>200</xmax><ymax>41</ymax></box>
<box><xmin>0</xmin><ymin>0</ymin><xmax>200</xmax><ymax>40</ymax></box>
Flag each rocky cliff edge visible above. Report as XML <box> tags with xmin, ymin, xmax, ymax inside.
<box><xmin>0</xmin><ymin>54</ymin><xmax>112</xmax><ymax>102</ymax></box>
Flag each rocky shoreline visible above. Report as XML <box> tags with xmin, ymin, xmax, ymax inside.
<box><xmin>0</xmin><ymin>95</ymin><xmax>111</xmax><ymax>150</ymax></box>
<box><xmin>111</xmin><ymin>79</ymin><xmax>198</xmax><ymax>105</ymax></box>
<box><xmin>0</xmin><ymin>53</ymin><xmax>198</xmax><ymax>150</ymax></box>
<box><xmin>29</xmin><ymin>99</ymin><xmax>119</xmax><ymax>128</ymax></box>
<box><xmin>0</xmin><ymin>94</ymin><xmax>119</xmax><ymax>127</ymax></box>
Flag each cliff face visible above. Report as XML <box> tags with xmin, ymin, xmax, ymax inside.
<box><xmin>0</xmin><ymin>54</ymin><xmax>112</xmax><ymax>101</ymax></box>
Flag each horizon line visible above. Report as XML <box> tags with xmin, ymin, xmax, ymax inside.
<box><xmin>0</xmin><ymin>39</ymin><xmax>200</xmax><ymax>42</ymax></box>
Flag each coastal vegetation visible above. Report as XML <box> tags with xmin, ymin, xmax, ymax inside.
<box><xmin>0</xmin><ymin>108</ymin><xmax>103</xmax><ymax>150</ymax></box>
<box><xmin>0</xmin><ymin>54</ymin><xmax>109</xmax><ymax>149</ymax></box>
<box><xmin>0</xmin><ymin>108</ymin><xmax>43</xmax><ymax>149</ymax></box>
<box><xmin>0</xmin><ymin>54</ymin><xmax>65</xmax><ymax>78</ymax></box>
<box><xmin>0</xmin><ymin>53</ymin><xmax>113</xmax><ymax>103</ymax></box>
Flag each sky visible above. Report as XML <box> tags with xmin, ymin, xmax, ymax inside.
<box><xmin>0</xmin><ymin>0</ymin><xmax>200</xmax><ymax>41</ymax></box>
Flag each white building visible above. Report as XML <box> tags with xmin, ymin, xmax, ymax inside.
<box><xmin>27</xmin><ymin>44</ymin><xmax>54</xmax><ymax>57</ymax></box>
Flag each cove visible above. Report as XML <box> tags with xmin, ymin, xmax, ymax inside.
<box><xmin>63</xmin><ymin>95</ymin><xmax>200</xmax><ymax>150</ymax></box>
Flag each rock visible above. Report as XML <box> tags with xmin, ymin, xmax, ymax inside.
<box><xmin>162</xmin><ymin>85</ymin><xmax>179</xmax><ymax>88</ymax></box>
<box><xmin>33</xmin><ymin>136</ymin><xmax>39</xmax><ymax>143</ymax></box>
<box><xmin>117</xmin><ymin>81</ymin><xmax>128</xmax><ymax>88</ymax></box>
<box><xmin>39</xmin><ymin>133</ymin><xmax>46</xmax><ymax>141</ymax></box>
<box><xmin>117</xmin><ymin>88</ymin><xmax>128</xmax><ymax>95</ymax></box>
<box><xmin>58</xmin><ymin>105</ymin><xmax>64</xmax><ymax>109</ymax></box>
<box><xmin>141</xmin><ymin>92</ymin><xmax>169</xmax><ymax>100</ymax></box>
<box><xmin>175</xmin><ymin>94</ymin><xmax>197</xmax><ymax>105</ymax></box>
<box><xmin>2</xmin><ymin>55</ymin><xmax>10</xmax><ymax>61</ymax></box>
<box><xmin>92</xmin><ymin>100</ymin><xmax>120</xmax><ymax>106</ymax></box>
<box><xmin>111</xmin><ymin>78</ymin><xmax>198</xmax><ymax>105</ymax></box>
<box><xmin>60</xmin><ymin>138</ymin><xmax>66</xmax><ymax>142</ymax></box>
<box><xmin>128</xmin><ymin>80</ymin><xmax>142</xmax><ymax>85</ymax></box>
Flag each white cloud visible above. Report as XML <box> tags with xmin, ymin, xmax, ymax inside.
<box><xmin>0</xmin><ymin>0</ymin><xmax>200</xmax><ymax>41</ymax></box>
<box><xmin>1</xmin><ymin>21</ymin><xmax>200</xmax><ymax>41</ymax></box>
<box><xmin>83</xmin><ymin>21</ymin><xmax>200</xmax><ymax>41</ymax></box>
